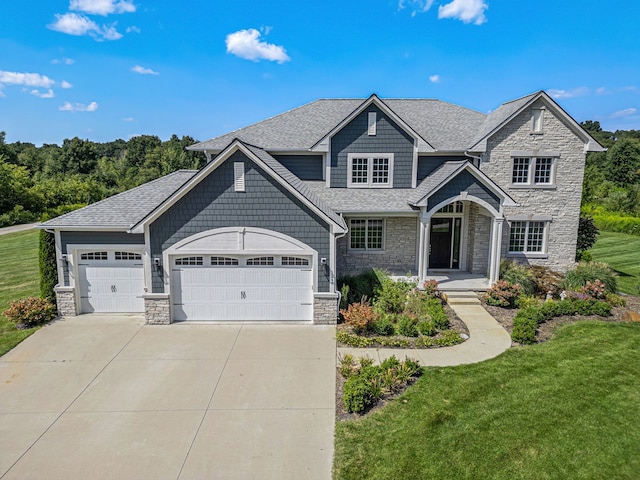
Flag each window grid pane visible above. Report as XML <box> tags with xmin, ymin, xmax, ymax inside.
<box><xmin>367</xmin><ymin>220</ymin><xmax>383</xmax><ymax>249</ymax></box>
<box><xmin>512</xmin><ymin>157</ymin><xmax>530</xmax><ymax>184</ymax></box>
<box><xmin>175</xmin><ymin>256</ymin><xmax>203</xmax><ymax>266</ymax></box>
<box><xmin>527</xmin><ymin>221</ymin><xmax>545</xmax><ymax>252</ymax></box>
<box><xmin>509</xmin><ymin>222</ymin><xmax>526</xmax><ymax>252</ymax></box>
<box><xmin>81</xmin><ymin>252</ymin><xmax>108</xmax><ymax>261</ymax></box>
<box><xmin>115</xmin><ymin>251</ymin><xmax>141</xmax><ymax>261</ymax></box>
<box><xmin>350</xmin><ymin>219</ymin><xmax>366</xmax><ymax>249</ymax></box>
<box><xmin>210</xmin><ymin>256</ymin><xmax>238</xmax><ymax>266</ymax></box>
<box><xmin>371</xmin><ymin>157</ymin><xmax>389</xmax><ymax>184</ymax></box>
<box><xmin>351</xmin><ymin>158</ymin><xmax>368</xmax><ymax>184</ymax></box>
<box><xmin>281</xmin><ymin>256</ymin><xmax>309</xmax><ymax>266</ymax></box>
<box><xmin>534</xmin><ymin>157</ymin><xmax>553</xmax><ymax>184</ymax></box>
<box><xmin>246</xmin><ymin>257</ymin><xmax>274</xmax><ymax>266</ymax></box>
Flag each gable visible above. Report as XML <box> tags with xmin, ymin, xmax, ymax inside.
<box><xmin>427</xmin><ymin>169</ymin><xmax>500</xmax><ymax>212</ymax></box>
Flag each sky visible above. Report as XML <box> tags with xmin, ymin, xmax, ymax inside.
<box><xmin>1</xmin><ymin>0</ymin><xmax>639</xmax><ymax>146</ymax></box>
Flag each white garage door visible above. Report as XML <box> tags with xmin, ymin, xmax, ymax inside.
<box><xmin>78</xmin><ymin>251</ymin><xmax>145</xmax><ymax>313</ymax></box>
<box><xmin>171</xmin><ymin>255</ymin><xmax>313</xmax><ymax>321</ymax></box>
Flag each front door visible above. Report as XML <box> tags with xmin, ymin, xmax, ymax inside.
<box><xmin>430</xmin><ymin>218</ymin><xmax>453</xmax><ymax>269</ymax></box>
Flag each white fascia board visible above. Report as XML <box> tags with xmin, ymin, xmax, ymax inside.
<box><xmin>338</xmin><ymin>210</ymin><xmax>418</xmax><ymax>217</ymax></box>
<box><xmin>39</xmin><ymin>225</ymin><xmax>132</xmax><ymax>231</ymax></box>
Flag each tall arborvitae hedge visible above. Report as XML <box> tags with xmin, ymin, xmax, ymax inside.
<box><xmin>39</xmin><ymin>214</ymin><xmax>58</xmax><ymax>306</ymax></box>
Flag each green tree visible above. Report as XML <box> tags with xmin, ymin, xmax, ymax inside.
<box><xmin>61</xmin><ymin>137</ymin><xmax>99</xmax><ymax>174</ymax></box>
<box><xmin>39</xmin><ymin>214</ymin><xmax>58</xmax><ymax>304</ymax></box>
<box><xmin>606</xmin><ymin>137</ymin><xmax>640</xmax><ymax>187</ymax></box>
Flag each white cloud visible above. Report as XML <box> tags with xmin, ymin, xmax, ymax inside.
<box><xmin>61</xmin><ymin>80</ymin><xmax>73</xmax><ymax>89</ymax></box>
<box><xmin>59</xmin><ymin>101</ymin><xmax>98</xmax><ymax>112</ymax></box>
<box><xmin>225</xmin><ymin>28</ymin><xmax>290</xmax><ymax>63</ymax></box>
<box><xmin>611</xmin><ymin>108</ymin><xmax>637</xmax><ymax>119</ymax></box>
<box><xmin>51</xmin><ymin>57</ymin><xmax>75</xmax><ymax>65</ymax></box>
<box><xmin>48</xmin><ymin>13</ymin><xmax>122</xmax><ymax>41</ymax></box>
<box><xmin>30</xmin><ymin>89</ymin><xmax>55</xmax><ymax>99</ymax></box>
<box><xmin>69</xmin><ymin>0</ymin><xmax>136</xmax><ymax>16</ymax></box>
<box><xmin>547</xmin><ymin>87</ymin><xmax>589</xmax><ymax>99</ymax></box>
<box><xmin>131</xmin><ymin>65</ymin><xmax>159</xmax><ymax>75</ymax></box>
<box><xmin>0</xmin><ymin>70</ymin><xmax>55</xmax><ymax>88</ymax></box>
<box><xmin>126</xmin><ymin>25</ymin><xmax>141</xmax><ymax>33</ymax></box>
<box><xmin>429</xmin><ymin>74</ymin><xmax>440</xmax><ymax>83</ymax></box>
<box><xmin>399</xmin><ymin>0</ymin><xmax>434</xmax><ymax>16</ymax></box>
<box><xmin>438</xmin><ymin>0</ymin><xmax>488</xmax><ymax>25</ymax></box>
<box><xmin>123</xmin><ymin>117</ymin><xmax>135</xmax><ymax>122</ymax></box>
<box><xmin>596</xmin><ymin>86</ymin><xmax>610</xmax><ymax>95</ymax></box>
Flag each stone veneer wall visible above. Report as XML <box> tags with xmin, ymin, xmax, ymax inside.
<box><xmin>313</xmin><ymin>293</ymin><xmax>339</xmax><ymax>325</ymax></box>
<box><xmin>54</xmin><ymin>286</ymin><xmax>77</xmax><ymax>317</ymax></box>
<box><xmin>465</xmin><ymin>204</ymin><xmax>491</xmax><ymax>275</ymax></box>
<box><xmin>480</xmin><ymin>98</ymin><xmax>586</xmax><ymax>272</ymax></box>
<box><xmin>337</xmin><ymin>216</ymin><xmax>418</xmax><ymax>277</ymax></box>
<box><xmin>144</xmin><ymin>294</ymin><xmax>171</xmax><ymax>325</ymax></box>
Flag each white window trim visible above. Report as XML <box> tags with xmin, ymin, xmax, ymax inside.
<box><xmin>368</xmin><ymin>112</ymin><xmax>377</xmax><ymax>136</ymax></box>
<box><xmin>347</xmin><ymin>153</ymin><xmax>394</xmax><ymax>188</ymax></box>
<box><xmin>507</xmin><ymin>220</ymin><xmax>549</xmax><ymax>258</ymax></box>
<box><xmin>510</xmin><ymin>156</ymin><xmax>557</xmax><ymax>188</ymax></box>
<box><xmin>348</xmin><ymin>218</ymin><xmax>386</xmax><ymax>252</ymax></box>
<box><xmin>234</xmin><ymin>162</ymin><xmax>245</xmax><ymax>192</ymax></box>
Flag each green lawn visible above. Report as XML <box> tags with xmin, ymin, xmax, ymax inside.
<box><xmin>591</xmin><ymin>231</ymin><xmax>640</xmax><ymax>294</ymax></box>
<box><xmin>334</xmin><ymin>321</ymin><xmax>640</xmax><ymax>479</ymax></box>
<box><xmin>0</xmin><ymin>229</ymin><xmax>41</xmax><ymax>355</ymax></box>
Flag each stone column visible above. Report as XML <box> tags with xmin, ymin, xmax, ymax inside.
<box><xmin>54</xmin><ymin>286</ymin><xmax>77</xmax><ymax>317</ymax></box>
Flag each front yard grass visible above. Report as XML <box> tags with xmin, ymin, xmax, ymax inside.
<box><xmin>0</xmin><ymin>229</ymin><xmax>41</xmax><ymax>355</ymax></box>
<box><xmin>334</xmin><ymin>320</ymin><xmax>640</xmax><ymax>479</ymax></box>
<box><xmin>590</xmin><ymin>231</ymin><xmax>640</xmax><ymax>294</ymax></box>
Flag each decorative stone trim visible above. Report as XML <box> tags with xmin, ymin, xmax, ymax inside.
<box><xmin>313</xmin><ymin>293</ymin><xmax>339</xmax><ymax>325</ymax></box>
<box><xmin>54</xmin><ymin>285</ymin><xmax>77</xmax><ymax>317</ymax></box>
<box><xmin>144</xmin><ymin>294</ymin><xmax>171</xmax><ymax>325</ymax></box>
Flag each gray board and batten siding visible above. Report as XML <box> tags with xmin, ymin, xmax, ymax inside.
<box><xmin>427</xmin><ymin>169</ymin><xmax>501</xmax><ymax>212</ymax></box>
<box><xmin>273</xmin><ymin>155</ymin><xmax>324</xmax><ymax>181</ymax></box>
<box><xmin>148</xmin><ymin>150</ymin><xmax>333</xmax><ymax>293</ymax></box>
<box><xmin>330</xmin><ymin>105</ymin><xmax>415</xmax><ymax>188</ymax></box>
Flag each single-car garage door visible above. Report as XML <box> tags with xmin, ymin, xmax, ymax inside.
<box><xmin>171</xmin><ymin>255</ymin><xmax>313</xmax><ymax>321</ymax></box>
<box><xmin>78</xmin><ymin>251</ymin><xmax>145</xmax><ymax>313</ymax></box>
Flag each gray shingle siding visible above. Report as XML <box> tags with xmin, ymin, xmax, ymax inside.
<box><xmin>273</xmin><ymin>155</ymin><xmax>323</xmax><ymax>180</ymax></box>
<box><xmin>149</xmin><ymin>150</ymin><xmax>332</xmax><ymax>293</ymax></box>
<box><xmin>60</xmin><ymin>231</ymin><xmax>144</xmax><ymax>286</ymax></box>
<box><xmin>417</xmin><ymin>156</ymin><xmax>467</xmax><ymax>181</ymax></box>
<box><xmin>427</xmin><ymin>170</ymin><xmax>500</xmax><ymax>212</ymax></box>
<box><xmin>330</xmin><ymin>106</ymin><xmax>415</xmax><ymax>188</ymax></box>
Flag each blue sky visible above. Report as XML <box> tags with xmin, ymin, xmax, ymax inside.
<box><xmin>1</xmin><ymin>0</ymin><xmax>639</xmax><ymax>145</ymax></box>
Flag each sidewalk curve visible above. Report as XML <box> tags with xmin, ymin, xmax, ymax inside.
<box><xmin>337</xmin><ymin>291</ymin><xmax>512</xmax><ymax>367</ymax></box>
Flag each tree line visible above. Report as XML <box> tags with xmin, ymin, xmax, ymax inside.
<box><xmin>0</xmin><ymin>132</ymin><xmax>206</xmax><ymax>226</ymax></box>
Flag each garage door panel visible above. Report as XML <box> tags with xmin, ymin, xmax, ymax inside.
<box><xmin>79</xmin><ymin>263</ymin><xmax>144</xmax><ymax>313</ymax></box>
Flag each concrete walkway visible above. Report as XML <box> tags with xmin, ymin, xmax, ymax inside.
<box><xmin>0</xmin><ymin>316</ymin><xmax>336</xmax><ymax>480</ymax></box>
<box><xmin>337</xmin><ymin>291</ymin><xmax>512</xmax><ymax>366</ymax></box>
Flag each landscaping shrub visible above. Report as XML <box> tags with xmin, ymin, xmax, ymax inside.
<box><xmin>343</xmin><ymin>375</ymin><xmax>378</xmax><ymax>413</ymax></box>
<box><xmin>579</xmin><ymin>279</ymin><xmax>607</xmax><ymax>300</ymax></box>
<box><xmin>39</xmin><ymin>216</ymin><xmax>57</xmax><ymax>304</ymax></box>
<box><xmin>529</xmin><ymin>265</ymin><xmax>565</xmax><ymax>296</ymax></box>
<box><xmin>435</xmin><ymin>330</ymin><xmax>463</xmax><ymax>346</ymax></box>
<box><xmin>561</xmin><ymin>262</ymin><xmax>618</xmax><ymax>294</ymax></box>
<box><xmin>515</xmin><ymin>295</ymin><xmax>540</xmax><ymax>309</ymax></box>
<box><xmin>374</xmin><ymin>278</ymin><xmax>415</xmax><ymax>314</ymax></box>
<box><xmin>396</xmin><ymin>314</ymin><xmax>419</xmax><ymax>337</ymax></box>
<box><xmin>371</xmin><ymin>315</ymin><xmax>395</xmax><ymax>336</ymax></box>
<box><xmin>592</xmin><ymin>212</ymin><xmax>640</xmax><ymax>236</ymax></box>
<box><xmin>428</xmin><ymin>302</ymin><xmax>449</xmax><ymax>329</ymax></box>
<box><xmin>337</xmin><ymin>269</ymin><xmax>383</xmax><ymax>306</ymax></box>
<box><xmin>500</xmin><ymin>260</ymin><xmax>535</xmax><ymax>295</ymax></box>
<box><xmin>417</xmin><ymin>319</ymin><xmax>436</xmax><ymax>336</ymax></box>
<box><xmin>576</xmin><ymin>215</ymin><xmax>599</xmax><ymax>260</ymax></box>
<box><xmin>422</xmin><ymin>279</ymin><xmax>440</xmax><ymax>298</ymax></box>
<box><xmin>605</xmin><ymin>293</ymin><xmax>626</xmax><ymax>307</ymax></box>
<box><xmin>484</xmin><ymin>280</ymin><xmax>522</xmax><ymax>308</ymax></box>
<box><xmin>3</xmin><ymin>296</ymin><xmax>56</xmax><ymax>328</ymax></box>
<box><xmin>338</xmin><ymin>353</ymin><xmax>357</xmax><ymax>379</ymax></box>
<box><xmin>340</xmin><ymin>301</ymin><xmax>378</xmax><ymax>334</ymax></box>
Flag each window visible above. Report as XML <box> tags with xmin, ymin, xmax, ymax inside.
<box><xmin>532</xmin><ymin>108</ymin><xmax>544</xmax><ymax>133</ymax></box>
<box><xmin>349</xmin><ymin>219</ymin><xmax>384</xmax><ymax>250</ymax></box>
<box><xmin>509</xmin><ymin>221</ymin><xmax>546</xmax><ymax>253</ymax></box>
<box><xmin>114</xmin><ymin>251</ymin><xmax>141</xmax><ymax>261</ymax></box>
<box><xmin>246</xmin><ymin>256</ymin><xmax>274</xmax><ymax>266</ymax></box>
<box><xmin>80</xmin><ymin>252</ymin><xmax>108</xmax><ymax>260</ymax></box>
<box><xmin>511</xmin><ymin>156</ymin><xmax>556</xmax><ymax>186</ymax></box>
<box><xmin>210</xmin><ymin>256</ymin><xmax>238</xmax><ymax>266</ymax></box>
<box><xmin>347</xmin><ymin>154</ymin><xmax>393</xmax><ymax>188</ymax></box>
<box><xmin>436</xmin><ymin>201</ymin><xmax>464</xmax><ymax>214</ymax></box>
<box><xmin>175</xmin><ymin>256</ymin><xmax>203</xmax><ymax>266</ymax></box>
<box><xmin>281</xmin><ymin>256</ymin><xmax>309</xmax><ymax>266</ymax></box>
<box><xmin>368</xmin><ymin>112</ymin><xmax>377</xmax><ymax>136</ymax></box>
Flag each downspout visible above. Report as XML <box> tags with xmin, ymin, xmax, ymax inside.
<box><xmin>464</xmin><ymin>151</ymin><xmax>483</xmax><ymax>169</ymax></box>
<box><xmin>334</xmin><ymin>215</ymin><xmax>349</xmax><ymax>311</ymax></box>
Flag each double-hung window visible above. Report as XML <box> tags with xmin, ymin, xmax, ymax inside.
<box><xmin>349</xmin><ymin>219</ymin><xmax>384</xmax><ymax>251</ymax></box>
<box><xmin>347</xmin><ymin>153</ymin><xmax>393</xmax><ymax>188</ymax></box>
<box><xmin>509</xmin><ymin>221</ymin><xmax>546</xmax><ymax>254</ymax></box>
<box><xmin>511</xmin><ymin>156</ymin><xmax>556</xmax><ymax>187</ymax></box>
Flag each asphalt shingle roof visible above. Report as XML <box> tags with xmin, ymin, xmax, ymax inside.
<box><xmin>407</xmin><ymin>161</ymin><xmax>467</xmax><ymax>206</ymax></box>
<box><xmin>40</xmin><ymin>170</ymin><xmax>197</xmax><ymax>228</ymax></box>
<box><xmin>303</xmin><ymin>182</ymin><xmax>416</xmax><ymax>213</ymax></box>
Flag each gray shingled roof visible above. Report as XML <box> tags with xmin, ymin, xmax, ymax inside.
<box><xmin>40</xmin><ymin>170</ymin><xmax>196</xmax><ymax>228</ymax></box>
<box><xmin>303</xmin><ymin>182</ymin><xmax>417</xmax><ymax>213</ymax></box>
<box><xmin>242</xmin><ymin>143</ymin><xmax>347</xmax><ymax>229</ymax></box>
<box><xmin>408</xmin><ymin>161</ymin><xmax>468</xmax><ymax>206</ymax></box>
<box><xmin>190</xmin><ymin>98</ymin><xmax>489</xmax><ymax>153</ymax></box>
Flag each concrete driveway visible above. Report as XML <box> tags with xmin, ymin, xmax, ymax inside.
<box><xmin>0</xmin><ymin>315</ymin><xmax>336</xmax><ymax>480</ymax></box>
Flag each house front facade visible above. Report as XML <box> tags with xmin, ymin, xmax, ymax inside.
<box><xmin>41</xmin><ymin>91</ymin><xmax>603</xmax><ymax>324</ymax></box>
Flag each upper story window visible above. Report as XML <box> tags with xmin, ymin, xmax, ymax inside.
<box><xmin>531</xmin><ymin>108</ymin><xmax>544</xmax><ymax>134</ymax></box>
<box><xmin>511</xmin><ymin>156</ymin><xmax>556</xmax><ymax>187</ymax></box>
<box><xmin>347</xmin><ymin>153</ymin><xmax>394</xmax><ymax>188</ymax></box>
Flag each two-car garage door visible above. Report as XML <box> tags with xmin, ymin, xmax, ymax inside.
<box><xmin>171</xmin><ymin>255</ymin><xmax>313</xmax><ymax>321</ymax></box>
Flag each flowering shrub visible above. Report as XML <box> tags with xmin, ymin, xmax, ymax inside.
<box><xmin>422</xmin><ymin>279</ymin><xmax>440</xmax><ymax>298</ymax></box>
<box><xmin>579</xmin><ymin>279</ymin><xmax>606</xmax><ymax>300</ymax></box>
<box><xmin>340</xmin><ymin>300</ymin><xmax>379</xmax><ymax>334</ymax></box>
<box><xmin>484</xmin><ymin>280</ymin><xmax>522</xmax><ymax>308</ymax></box>
<box><xmin>3</xmin><ymin>296</ymin><xmax>56</xmax><ymax>328</ymax></box>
